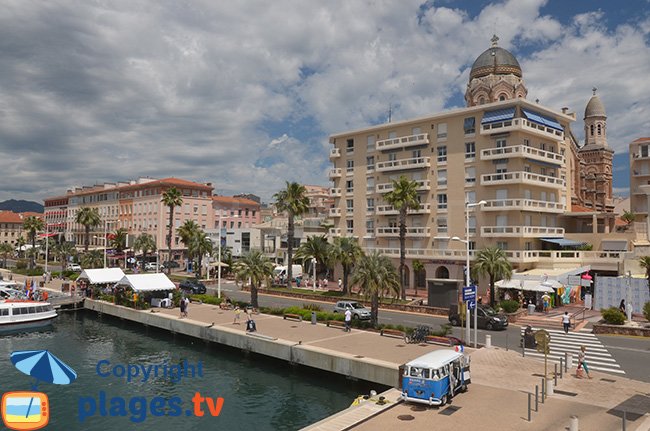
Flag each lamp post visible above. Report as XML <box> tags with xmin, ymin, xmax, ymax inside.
<box><xmin>217</xmin><ymin>211</ymin><xmax>224</xmax><ymax>299</ymax></box>
<box><xmin>626</xmin><ymin>271</ymin><xmax>632</xmax><ymax>321</ymax></box>
<box><xmin>311</xmin><ymin>257</ymin><xmax>317</xmax><ymax>292</ymax></box>
<box><xmin>452</xmin><ymin>200</ymin><xmax>486</xmax><ymax>348</ymax></box>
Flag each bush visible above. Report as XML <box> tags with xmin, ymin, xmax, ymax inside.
<box><xmin>189</xmin><ymin>294</ymin><xmax>222</xmax><ymax>305</ymax></box>
<box><xmin>601</xmin><ymin>307</ymin><xmax>625</xmax><ymax>325</ymax></box>
<box><xmin>302</xmin><ymin>303</ymin><xmax>322</xmax><ymax>311</ymax></box>
<box><xmin>500</xmin><ymin>300</ymin><xmax>521</xmax><ymax>313</ymax></box>
<box><xmin>643</xmin><ymin>302</ymin><xmax>650</xmax><ymax>321</ymax></box>
<box><xmin>15</xmin><ymin>259</ymin><xmax>28</xmax><ymax>270</ymax></box>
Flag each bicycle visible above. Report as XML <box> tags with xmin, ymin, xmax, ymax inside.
<box><xmin>404</xmin><ymin>325</ymin><xmax>431</xmax><ymax>344</ymax></box>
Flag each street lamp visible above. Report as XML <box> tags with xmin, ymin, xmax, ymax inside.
<box><xmin>311</xmin><ymin>257</ymin><xmax>317</xmax><ymax>292</ymax></box>
<box><xmin>93</xmin><ymin>235</ymin><xmax>107</xmax><ymax>268</ymax></box>
<box><xmin>452</xmin><ymin>199</ymin><xmax>486</xmax><ymax>348</ymax></box>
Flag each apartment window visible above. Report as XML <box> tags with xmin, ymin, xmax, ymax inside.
<box><xmin>540</xmin><ymin>168</ymin><xmax>546</xmax><ymax>176</ymax></box>
<box><xmin>366</xmin><ymin>156</ymin><xmax>375</xmax><ymax>170</ymax></box>
<box><xmin>525</xmin><ymin>242</ymin><xmax>532</xmax><ymax>251</ymax></box>
<box><xmin>238</xmin><ymin>209</ymin><xmax>242</xmax><ymax>216</ymax></box>
<box><xmin>346</xmin><ymin>199</ymin><xmax>354</xmax><ymax>213</ymax></box>
<box><xmin>412</xmin><ymin>149</ymin><xmax>422</xmax><ymax>159</ymax></box>
<box><xmin>347</xmin><ymin>159</ymin><xmax>354</xmax><ymax>173</ymax></box>
<box><xmin>466</xmin><ymin>191</ymin><xmax>476</xmax><ymax>204</ymax></box>
<box><xmin>524</xmin><ymin>215</ymin><xmax>532</xmax><ymax>226</ymax></box>
<box><xmin>524</xmin><ymin>165</ymin><xmax>531</xmax><ymax>173</ymax></box>
<box><xmin>496</xmin><ymin>241</ymin><xmax>508</xmax><ymax>250</ymax></box>
<box><xmin>437</xmin><ymin>123</ymin><xmax>447</xmax><ymax>139</ymax></box>
<box><xmin>245</xmin><ymin>208</ymin><xmax>249</xmax><ymax>216</ymax></box>
<box><xmin>469</xmin><ymin>241</ymin><xmax>476</xmax><ymax>251</ymax></box>
<box><xmin>366</xmin><ymin>177</ymin><xmax>375</xmax><ymax>193</ymax></box>
<box><xmin>523</xmin><ymin>138</ymin><xmax>530</xmax><ymax>146</ymax></box>
<box><xmin>437</xmin><ymin>194</ymin><xmax>448</xmax><ymax>210</ymax></box>
<box><xmin>367</xmin><ymin>135</ymin><xmax>376</xmax><ymax>151</ymax></box>
<box><xmin>540</xmin><ymin>143</ymin><xmax>546</xmax><ymax>151</ymax></box>
<box><xmin>388</xmin><ymin>152</ymin><xmax>397</xmax><ymax>161</ymax></box>
<box><xmin>238</xmin><ymin>222</ymin><xmax>242</xmax><ymax>228</ymax></box>
<box><xmin>346</xmin><ymin>220</ymin><xmax>354</xmax><ymax>234</ymax></box>
<box><xmin>389</xmin><ymin>131</ymin><xmax>397</xmax><ymax>139</ymax></box>
<box><xmin>463</xmin><ymin>117</ymin><xmax>475</xmax><ymax>134</ymax></box>
<box><xmin>366</xmin><ymin>198</ymin><xmax>375</xmax><ymax>212</ymax></box>
<box><xmin>437</xmin><ymin>146</ymin><xmax>447</xmax><ymax>163</ymax></box>
<box><xmin>366</xmin><ymin>219</ymin><xmax>374</xmax><ymax>234</ymax></box>
<box><xmin>438</xmin><ymin>169</ymin><xmax>447</xmax><ymax>187</ymax></box>
<box><xmin>465</xmin><ymin>167</ymin><xmax>476</xmax><ymax>184</ymax></box>
<box><xmin>437</xmin><ymin>217</ymin><xmax>448</xmax><ymax>233</ymax></box>
<box><xmin>346</xmin><ymin>138</ymin><xmax>354</xmax><ymax>153</ymax></box>
<box><xmin>496</xmin><ymin>138</ymin><xmax>506</xmax><ymax>148</ymax></box>
<box><xmin>641</xmin><ymin>145</ymin><xmax>649</xmax><ymax>158</ymax></box>
<box><xmin>346</xmin><ymin>180</ymin><xmax>354</xmax><ymax>194</ymax></box>
<box><xmin>468</xmin><ymin>216</ymin><xmax>476</xmax><ymax>234</ymax></box>
<box><xmin>465</xmin><ymin>142</ymin><xmax>475</xmax><ymax>159</ymax></box>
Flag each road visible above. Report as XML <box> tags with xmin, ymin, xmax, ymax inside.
<box><xmin>213</xmin><ymin>280</ymin><xmax>650</xmax><ymax>383</ymax></box>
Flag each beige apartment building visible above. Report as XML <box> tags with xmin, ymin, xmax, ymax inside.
<box><xmin>328</xmin><ymin>37</ymin><xmax>621</xmax><ymax>287</ymax></box>
<box><xmin>630</xmin><ymin>137</ymin><xmax>650</xmax><ymax>236</ymax></box>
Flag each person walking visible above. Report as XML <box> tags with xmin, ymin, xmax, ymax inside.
<box><xmin>179</xmin><ymin>297</ymin><xmax>186</xmax><ymax>318</ymax></box>
<box><xmin>233</xmin><ymin>306</ymin><xmax>241</xmax><ymax>325</ymax></box>
<box><xmin>577</xmin><ymin>345</ymin><xmax>592</xmax><ymax>379</ymax></box>
<box><xmin>562</xmin><ymin>311</ymin><xmax>571</xmax><ymax>334</ymax></box>
<box><xmin>338</xmin><ymin>278</ymin><xmax>342</xmax><ymax>290</ymax></box>
<box><xmin>619</xmin><ymin>299</ymin><xmax>626</xmax><ymax>314</ymax></box>
<box><xmin>183</xmin><ymin>297</ymin><xmax>190</xmax><ymax>318</ymax></box>
<box><xmin>542</xmin><ymin>293</ymin><xmax>551</xmax><ymax>314</ymax></box>
<box><xmin>344</xmin><ymin>308</ymin><xmax>352</xmax><ymax>332</ymax></box>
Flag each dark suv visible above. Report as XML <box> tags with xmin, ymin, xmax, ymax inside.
<box><xmin>179</xmin><ymin>279</ymin><xmax>206</xmax><ymax>294</ymax></box>
<box><xmin>448</xmin><ymin>304</ymin><xmax>508</xmax><ymax>330</ymax></box>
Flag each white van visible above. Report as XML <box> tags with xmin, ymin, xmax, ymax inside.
<box><xmin>273</xmin><ymin>265</ymin><xmax>303</xmax><ymax>281</ymax></box>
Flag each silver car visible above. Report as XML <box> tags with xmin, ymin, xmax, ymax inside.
<box><xmin>333</xmin><ymin>301</ymin><xmax>371</xmax><ymax>320</ymax></box>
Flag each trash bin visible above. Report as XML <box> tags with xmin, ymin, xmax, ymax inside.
<box><xmin>311</xmin><ymin>311</ymin><xmax>317</xmax><ymax>325</ymax></box>
<box><xmin>527</xmin><ymin>304</ymin><xmax>535</xmax><ymax>315</ymax></box>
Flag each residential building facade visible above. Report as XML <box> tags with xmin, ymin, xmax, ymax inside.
<box><xmin>212</xmin><ymin>196</ymin><xmax>261</xmax><ymax>230</ymax></box>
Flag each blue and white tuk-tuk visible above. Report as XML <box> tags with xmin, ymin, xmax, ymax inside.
<box><xmin>401</xmin><ymin>349</ymin><xmax>470</xmax><ymax>406</ymax></box>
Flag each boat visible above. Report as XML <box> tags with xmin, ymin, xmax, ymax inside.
<box><xmin>0</xmin><ymin>282</ymin><xmax>58</xmax><ymax>332</ymax></box>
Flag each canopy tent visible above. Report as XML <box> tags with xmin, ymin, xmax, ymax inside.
<box><xmin>522</xmin><ymin>109</ymin><xmax>563</xmax><ymax>131</ymax></box>
<box><xmin>207</xmin><ymin>261</ymin><xmax>229</xmax><ymax>268</ymax></box>
<box><xmin>540</xmin><ymin>238</ymin><xmax>586</xmax><ymax>247</ymax></box>
<box><xmin>495</xmin><ymin>279</ymin><xmax>555</xmax><ymax>293</ymax></box>
<box><xmin>77</xmin><ymin>268</ymin><xmax>125</xmax><ymax>285</ymax></box>
<box><xmin>115</xmin><ymin>273</ymin><xmax>175</xmax><ymax>292</ymax></box>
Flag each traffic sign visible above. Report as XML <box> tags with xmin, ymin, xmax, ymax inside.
<box><xmin>462</xmin><ymin>286</ymin><xmax>476</xmax><ymax>302</ymax></box>
<box><xmin>467</xmin><ymin>299</ymin><xmax>476</xmax><ymax>310</ymax></box>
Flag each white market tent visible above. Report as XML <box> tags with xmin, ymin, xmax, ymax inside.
<box><xmin>495</xmin><ymin>279</ymin><xmax>554</xmax><ymax>293</ymax></box>
<box><xmin>78</xmin><ymin>268</ymin><xmax>125</xmax><ymax>285</ymax></box>
<box><xmin>115</xmin><ymin>273</ymin><xmax>175</xmax><ymax>292</ymax></box>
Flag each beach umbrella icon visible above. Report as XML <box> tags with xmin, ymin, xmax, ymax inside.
<box><xmin>10</xmin><ymin>350</ymin><xmax>77</xmax><ymax>389</ymax></box>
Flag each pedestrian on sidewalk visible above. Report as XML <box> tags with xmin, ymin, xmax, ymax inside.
<box><xmin>233</xmin><ymin>306</ymin><xmax>241</xmax><ymax>324</ymax></box>
<box><xmin>562</xmin><ymin>311</ymin><xmax>571</xmax><ymax>334</ymax></box>
<box><xmin>179</xmin><ymin>297</ymin><xmax>186</xmax><ymax>318</ymax></box>
<box><xmin>577</xmin><ymin>345</ymin><xmax>592</xmax><ymax>379</ymax></box>
<box><xmin>338</xmin><ymin>278</ymin><xmax>342</xmax><ymax>290</ymax></box>
<box><xmin>344</xmin><ymin>308</ymin><xmax>352</xmax><ymax>332</ymax></box>
<box><xmin>619</xmin><ymin>299</ymin><xmax>626</xmax><ymax>315</ymax></box>
<box><xmin>183</xmin><ymin>297</ymin><xmax>189</xmax><ymax>318</ymax></box>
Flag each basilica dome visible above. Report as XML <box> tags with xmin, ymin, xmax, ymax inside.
<box><xmin>469</xmin><ymin>46</ymin><xmax>522</xmax><ymax>80</ymax></box>
<box><xmin>585</xmin><ymin>93</ymin><xmax>606</xmax><ymax>118</ymax></box>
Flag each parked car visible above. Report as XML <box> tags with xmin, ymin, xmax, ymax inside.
<box><xmin>144</xmin><ymin>263</ymin><xmax>159</xmax><ymax>272</ymax></box>
<box><xmin>179</xmin><ymin>279</ymin><xmax>206</xmax><ymax>295</ymax></box>
<box><xmin>162</xmin><ymin>261</ymin><xmax>180</xmax><ymax>269</ymax></box>
<box><xmin>66</xmin><ymin>263</ymin><xmax>82</xmax><ymax>272</ymax></box>
<box><xmin>448</xmin><ymin>305</ymin><xmax>508</xmax><ymax>330</ymax></box>
<box><xmin>333</xmin><ymin>301</ymin><xmax>371</xmax><ymax>320</ymax></box>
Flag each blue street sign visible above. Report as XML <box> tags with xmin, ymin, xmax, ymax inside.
<box><xmin>467</xmin><ymin>299</ymin><xmax>476</xmax><ymax>310</ymax></box>
<box><xmin>462</xmin><ymin>286</ymin><xmax>476</xmax><ymax>302</ymax></box>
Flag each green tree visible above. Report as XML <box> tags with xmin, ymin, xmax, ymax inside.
<box><xmin>23</xmin><ymin>216</ymin><xmax>44</xmax><ymax>269</ymax></box>
<box><xmin>473</xmin><ymin>247</ymin><xmax>513</xmax><ymax>306</ymax></box>
<box><xmin>53</xmin><ymin>241</ymin><xmax>76</xmax><ymax>273</ymax></box>
<box><xmin>273</xmin><ymin>182</ymin><xmax>309</xmax><ymax>288</ymax></box>
<box><xmin>621</xmin><ymin>210</ymin><xmax>635</xmax><ymax>230</ymax></box>
<box><xmin>412</xmin><ymin>259</ymin><xmax>425</xmax><ymax>295</ymax></box>
<box><xmin>639</xmin><ymin>256</ymin><xmax>650</xmax><ymax>295</ymax></box>
<box><xmin>330</xmin><ymin>236</ymin><xmax>363</xmax><ymax>295</ymax></box>
<box><xmin>295</xmin><ymin>235</ymin><xmax>332</xmax><ymax>278</ymax></box>
<box><xmin>351</xmin><ymin>252</ymin><xmax>400</xmax><ymax>327</ymax></box>
<box><xmin>81</xmin><ymin>250</ymin><xmax>104</xmax><ymax>269</ymax></box>
<box><xmin>161</xmin><ymin>187</ymin><xmax>183</xmax><ymax>273</ymax></box>
<box><xmin>177</xmin><ymin>220</ymin><xmax>200</xmax><ymax>272</ymax></box>
<box><xmin>75</xmin><ymin>207</ymin><xmax>101</xmax><ymax>252</ymax></box>
<box><xmin>383</xmin><ymin>175</ymin><xmax>420</xmax><ymax>299</ymax></box>
<box><xmin>232</xmin><ymin>250</ymin><xmax>274</xmax><ymax>308</ymax></box>
<box><xmin>188</xmin><ymin>231</ymin><xmax>212</xmax><ymax>278</ymax></box>
<box><xmin>111</xmin><ymin>228</ymin><xmax>128</xmax><ymax>255</ymax></box>
<box><xmin>133</xmin><ymin>233</ymin><xmax>157</xmax><ymax>268</ymax></box>
<box><xmin>0</xmin><ymin>243</ymin><xmax>13</xmax><ymax>268</ymax></box>
<box><xmin>15</xmin><ymin>237</ymin><xmax>26</xmax><ymax>259</ymax></box>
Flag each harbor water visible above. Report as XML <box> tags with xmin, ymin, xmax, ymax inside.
<box><xmin>0</xmin><ymin>311</ymin><xmax>379</xmax><ymax>430</ymax></box>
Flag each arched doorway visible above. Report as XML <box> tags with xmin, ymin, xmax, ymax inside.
<box><xmin>435</xmin><ymin>266</ymin><xmax>449</xmax><ymax>279</ymax></box>
<box><xmin>403</xmin><ymin>266</ymin><xmax>410</xmax><ymax>288</ymax></box>
<box><xmin>415</xmin><ymin>267</ymin><xmax>426</xmax><ymax>289</ymax></box>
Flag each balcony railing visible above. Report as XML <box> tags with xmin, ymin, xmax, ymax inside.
<box><xmin>482</xmin><ymin>199</ymin><xmax>566</xmax><ymax>213</ymax></box>
<box><xmin>481</xmin><ymin>171</ymin><xmax>565</xmax><ymax>188</ymax></box>
<box><xmin>329</xmin><ymin>208</ymin><xmax>341</xmax><ymax>217</ymax></box>
<box><xmin>329</xmin><ymin>168</ymin><xmax>342</xmax><ymax>178</ymax></box>
<box><xmin>480</xmin><ymin>145</ymin><xmax>565</xmax><ymax>164</ymax></box>
<box><xmin>376</xmin><ymin>133</ymin><xmax>429</xmax><ymax>151</ymax></box>
<box><xmin>481</xmin><ymin>226</ymin><xmax>564</xmax><ymax>238</ymax></box>
<box><xmin>330</xmin><ymin>188</ymin><xmax>342</xmax><ymax>197</ymax></box>
<box><xmin>376</xmin><ymin>157</ymin><xmax>430</xmax><ymax>172</ymax></box>
<box><xmin>376</xmin><ymin>179</ymin><xmax>430</xmax><ymax>193</ymax></box>
<box><xmin>480</xmin><ymin>117</ymin><xmax>564</xmax><ymax>140</ymax></box>
<box><xmin>375</xmin><ymin>203</ymin><xmax>431</xmax><ymax>215</ymax></box>
<box><xmin>375</xmin><ymin>226</ymin><xmax>430</xmax><ymax>237</ymax></box>
<box><xmin>329</xmin><ymin>148</ymin><xmax>341</xmax><ymax>158</ymax></box>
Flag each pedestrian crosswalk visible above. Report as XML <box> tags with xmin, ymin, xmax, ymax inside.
<box><xmin>520</xmin><ymin>327</ymin><xmax>625</xmax><ymax>375</ymax></box>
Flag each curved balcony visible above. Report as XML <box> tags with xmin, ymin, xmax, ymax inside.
<box><xmin>375</xmin><ymin>203</ymin><xmax>431</xmax><ymax>215</ymax></box>
<box><xmin>480</xmin><ymin>117</ymin><xmax>564</xmax><ymax>140</ymax></box>
<box><xmin>480</xmin><ymin>145</ymin><xmax>565</xmax><ymax>164</ymax></box>
<box><xmin>376</xmin><ymin>179</ymin><xmax>430</xmax><ymax>193</ymax></box>
<box><xmin>482</xmin><ymin>199</ymin><xmax>566</xmax><ymax>213</ymax></box>
<box><xmin>329</xmin><ymin>208</ymin><xmax>341</xmax><ymax>217</ymax></box>
<box><xmin>329</xmin><ymin>168</ymin><xmax>342</xmax><ymax>179</ymax></box>
<box><xmin>376</xmin><ymin>133</ymin><xmax>429</xmax><ymax>151</ymax></box>
<box><xmin>330</xmin><ymin>188</ymin><xmax>342</xmax><ymax>197</ymax></box>
<box><xmin>375</xmin><ymin>226</ymin><xmax>430</xmax><ymax>237</ymax></box>
<box><xmin>481</xmin><ymin>171</ymin><xmax>565</xmax><ymax>189</ymax></box>
<box><xmin>376</xmin><ymin>157</ymin><xmax>430</xmax><ymax>172</ymax></box>
<box><xmin>329</xmin><ymin>148</ymin><xmax>341</xmax><ymax>159</ymax></box>
<box><xmin>481</xmin><ymin>226</ymin><xmax>564</xmax><ymax>238</ymax></box>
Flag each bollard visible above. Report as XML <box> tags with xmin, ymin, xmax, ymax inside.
<box><xmin>560</xmin><ymin>357</ymin><xmax>564</xmax><ymax>379</ymax></box>
<box><xmin>528</xmin><ymin>392</ymin><xmax>532</xmax><ymax>422</ymax></box>
<box><xmin>565</xmin><ymin>352</ymin><xmax>570</xmax><ymax>372</ymax></box>
<box><xmin>541</xmin><ymin>378</ymin><xmax>545</xmax><ymax>403</ymax></box>
<box><xmin>623</xmin><ymin>410</ymin><xmax>627</xmax><ymax>431</ymax></box>
<box><xmin>535</xmin><ymin>385</ymin><xmax>539</xmax><ymax>412</ymax></box>
<box><xmin>311</xmin><ymin>311</ymin><xmax>317</xmax><ymax>325</ymax></box>
<box><xmin>569</xmin><ymin>415</ymin><xmax>579</xmax><ymax>431</ymax></box>
<box><xmin>486</xmin><ymin>334</ymin><xmax>492</xmax><ymax>348</ymax></box>
<box><xmin>554</xmin><ymin>364</ymin><xmax>558</xmax><ymax>386</ymax></box>
<box><xmin>506</xmin><ymin>333</ymin><xmax>509</xmax><ymax>351</ymax></box>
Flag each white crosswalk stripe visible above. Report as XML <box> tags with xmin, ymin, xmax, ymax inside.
<box><xmin>519</xmin><ymin>327</ymin><xmax>625</xmax><ymax>375</ymax></box>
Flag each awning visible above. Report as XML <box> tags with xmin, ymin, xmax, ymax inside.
<box><xmin>495</xmin><ymin>279</ymin><xmax>555</xmax><ymax>293</ymax></box>
<box><xmin>115</xmin><ymin>274</ymin><xmax>175</xmax><ymax>292</ymax></box>
<box><xmin>78</xmin><ymin>268</ymin><xmax>125</xmax><ymax>284</ymax></box>
<box><xmin>522</xmin><ymin>109</ymin><xmax>563</xmax><ymax>131</ymax></box>
<box><xmin>601</xmin><ymin>240</ymin><xmax>628</xmax><ymax>252</ymax></box>
<box><xmin>541</xmin><ymin>238</ymin><xmax>586</xmax><ymax>247</ymax></box>
<box><xmin>481</xmin><ymin>107</ymin><xmax>516</xmax><ymax>124</ymax></box>
<box><xmin>208</xmin><ymin>261</ymin><xmax>229</xmax><ymax>268</ymax></box>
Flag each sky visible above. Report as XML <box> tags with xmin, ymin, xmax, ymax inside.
<box><xmin>1</xmin><ymin>0</ymin><xmax>648</xmax><ymax>203</ymax></box>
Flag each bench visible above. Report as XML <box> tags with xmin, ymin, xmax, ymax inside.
<box><xmin>283</xmin><ymin>313</ymin><xmax>303</xmax><ymax>322</ymax></box>
<box><xmin>326</xmin><ymin>320</ymin><xmax>346</xmax><ymax>328</ymax></box>
<box><xmin>425</xmin><ymin>335</ymin><xmax>463</xmax><ymax>346</ymax></box>
<box><xmin>380</xmin><ymin>328</ymin><xmax>405</xmax><ymax>339</ymax></box>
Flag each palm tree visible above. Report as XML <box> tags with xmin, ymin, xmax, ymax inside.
<box><xmin>75</xmin><ymin>207</ymin><xmax>101</xmax><ymax>252</ymax></box>
<box><xmin>352</xmin><ymin>252</ymin><xmax>400</xmax><ymax>327</ymax></box>
<box><xmin>188</xmin><ymin>231</ymin><xmax>212</xmax><ymax>278</ymax></box>
<box><xmin>295</xmin><ymin>235</ymin><xmax>332</xmax><ymax>278</ymax></box>
<box><xmin>53</xmin><ymin>241</ymin><xmax>76</xmax><ymax>273</ymax></box>
<box><xmin>639</xmin><ymin>256</ymin><xmax>650</xmax><ymax>294</ymax></box>
<box><xmin>330</xmin><ymin>236</ymin><xmax>363</xmax><ymax>295</ymax></box>
<box><xmin>384</xmin><ymin>175</ymin><xmax>421</xmax><ymax>300</ymax></box>
<box><xmin>473</xmin><ymin>247</ymin><xmax>513</xmax><ymax>306</ymax></box>
<box><xmin>273</xmin><ymin>182</ymin><xmax>309</xmax><ymax>288</ymax></box>
<box><xmin>81</xmin><ymin>250</ymin><xmax>104</xmax><ymax>269</ymax></box>
<box><xmin>177</xmin><ymin>220</ymin><xmax>200</xmax><ymax>272</ymax></box>
<box><xmin>0</xmin><ymin>243</ymin><xmax>13</xmax><ymax>268</ymax></box>
<box><xmin>23</xmin><ymin>216</ymin><xmax>44</xmax><ymax>269</ymax></box>
<box><xmin>111</xmin><ymin>228</ymin><xmax>128</xmax><ymax>255</ymax></box>
<box><xmin>15</xmin><ymin>237</ymin><xmax>26</xmax><ymax>259</ymax></box>
<box><xmin>621</xmin><ymin>210</ymin><xmax>635</xmax><ymax>231</ymax></box>
<box><xmin>161</xmin><ymin>187</ymin><xmax>183</xmax><ymax>273</ymax></box>
<box><xmin>133</xmin><ymin>233</ymin><xmax>157</xmax><ymax>268</ymax></box>
<box><xmin>232</xmin><ymin>250</ymin><xmax>275</xmax><ymax>308</ymax></box>
<box><xmin>412</xmin><ymin>259</ymin><xmax>424</xmax><ymax>295</ymax></box>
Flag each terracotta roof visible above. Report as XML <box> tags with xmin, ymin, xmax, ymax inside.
<box><xmin>43</xmin><ymin>195</ymin><xmax>69</xmax><ymax>203</ymax></box>
<box><xmin>570</xmin><ymin>205</ymin><xmax>593</xmax><ymax>213</ymax></box>
<box><xmin>20</xmin><ymin>212</ymin><xmax>44</xmax><ymax>219</ymax></box>
<box><xmin>632</xmin><ymin>137</ymin><xmax>650</xmax><ymax>143</ymax></box>
<box><xmin>212</xmin><ymin>196</ymin><xmax>260</xmax><ymax>206</ymax></box>
<box><xmin>49</xmin><ymin>177</ymin><xmax>213</xmax><ymax>198</ymax></box>
<box><xmin>0</xmin><ymin>211</ymin><xmax>23</xmax><ymax>223</ymax></box>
